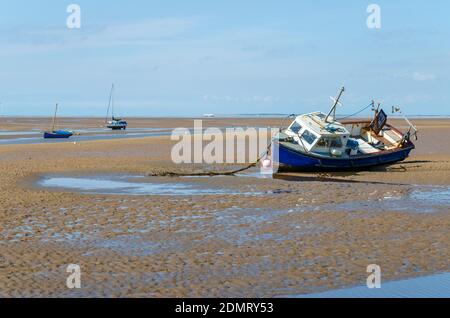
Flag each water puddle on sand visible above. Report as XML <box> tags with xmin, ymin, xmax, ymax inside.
<box><xmin>34</xmin><ymin>174</ymin><xmax>450</xmax><ymax>212</ymax></box>
<box><xmin>0</xmin><ymin>131</ymin><xmax>174</xmax><ymax>145</ymax></box>
<box><xmin>265</xmin><ymin>181</ymin><xmax>450</xmax><ymax>214</ymax></box>
<box><xmin>284</xmin><ymin>272</ymin><xmax>450</xmax><ymax>298</ymax></box>
<box><xmin>0</xmin><ymin>127</ymin><xmax>242</xmax><ymax>146</ymax></box>
<box><xmin>0</xmin><ymin>130</ymin><xmax>40</xmax><ymax>136</ymax></box>
<box><xmin>410</xmin><ymin>186</ymin><xmax>450</xmax><ymax>205</ymax></box>
<box><xmin>37</xmin><ymin>175</ymin><xmax>261</xmax><ymax>196</ymax></box>
<box><xmin>74</xmin><ymin>127</ymin><xmax>172</xmax><ymax>133</ymax></box>
<box><xmin>328</xmin><ymin>186</ymin><xmax>450</xmax><ymax>214</ymax></box>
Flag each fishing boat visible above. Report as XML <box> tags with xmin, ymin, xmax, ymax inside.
<box><xmin>105</xmin><ymin>84</ymin><xmax>128</xmax><ymax>130</ymax></box>
<box><xmin>43</xmin><ymin>103</ymin><xmax>73</xmax><ymax>139</ymax></box>
<box><xmin>272</xmin><ymin>87</ymin><xmax>418</xmax><ymax>171</ymax></box>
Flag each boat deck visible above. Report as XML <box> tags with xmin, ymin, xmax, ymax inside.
<box><xmin>276</xmin><ymin>130</ymin><xmax>404</xmax><ymax>159</ymax></box>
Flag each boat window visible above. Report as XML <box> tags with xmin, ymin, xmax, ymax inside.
<box><xmin>316</xmin><ymin>138</ymin><xmax>326</xmax><ymax>147</ymax></box>
<box><xmin>329</xmin><ymin>138</ymin><xmax>343</xmax><ymax>148</ymax></box>
<box><xmin>316</xmin><ymin>137</ymin><xmax>343</xmax><ymax>148</ymax></box>
<box><xmin>301</xmin><ymin>129</ymin><xmax>317</xmax><ymax>145</ymax></box>
<box><xmin>290</xmin><ymin>121</ymin><xmax>303</xmax><ymax>134</ymax></box>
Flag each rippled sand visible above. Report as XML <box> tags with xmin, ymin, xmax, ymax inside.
<box><xmin>0</xmin><ymin>118</ymin><xmax>449</xmax><ymax>297</ymax></box>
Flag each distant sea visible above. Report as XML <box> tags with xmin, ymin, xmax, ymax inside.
<box><xmin>0</xmin><ymin>114</ymin><xmax>449</xmax><ymax>119</ymax></box>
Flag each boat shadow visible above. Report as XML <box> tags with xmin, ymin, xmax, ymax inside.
<box><xmin>365</xmin><ymin>160</ymin><xmax>435</xmax><ymax>172</ymax></box>
<box><xmin>273</xmin><ymin>160</ymin><xmax>436</xmax><ymax>185</ymax></box>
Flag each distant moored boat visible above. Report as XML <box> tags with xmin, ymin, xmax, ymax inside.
<box><xmin>105</xmin><ymin>84</ymin><xmax>128</xmax><ymax>130</ymax></box>
<box><xmin>43</xmin><ymin>103</ymin><xmax>73</xmax><ymax>139</ymax></box>
<box><xmin>44</xmin><ymin>130</ymin><xmax>74</xmax><ymax>139</ymax></box>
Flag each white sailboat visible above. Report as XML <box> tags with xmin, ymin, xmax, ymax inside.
<box><xmin>105</xmin><ymin>84</ymin><xmax>128</xmax><ymax>130</ymax></box>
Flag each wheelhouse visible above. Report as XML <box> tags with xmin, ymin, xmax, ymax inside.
<box><xmin>285</xmin><ymin>112</ymin><xmax>350</xmax><ymax>156</ymax></box>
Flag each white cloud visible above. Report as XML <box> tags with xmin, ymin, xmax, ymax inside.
<box><xmin>0</xmin><ymin>17</ymin><xmax>199</xmax><ymax>54</ymax></box>
<box><xmin>385</xmin><ymin>71</ymin><xmax>438</xmax><ymax>82</ymax></box>
<box><xmin>202</xmin><ymin>94</ymin><xmax>280</xmax><ymax>103</ymax></box>
<box><xmin>92</xmin><ymin>17</ymin><xmax>198</xmax><ymax>45</ymax></box>
<box><xmin>412</xmin><ymin>72</ymin><xmax>436</xmax><ymax>81</ymax></box>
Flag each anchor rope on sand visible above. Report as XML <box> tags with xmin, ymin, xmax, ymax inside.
<box><xmin>148</xmin><ymin>115</ymin><xmax>298</xmax><ymax>177</ymax></box>
<box><xmin>148</xmin><ymin>143</ymin><xmax>273</xmax><ymax>177</ymax></box>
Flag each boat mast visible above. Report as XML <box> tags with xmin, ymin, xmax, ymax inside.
<box><xmin>52</xmin><ymin>103</ymin><xmax>58</xmax><ymax>131</ymax></box>
<box><xmin>325</xmin><ymin>87</ymin><xmax>345</xmax><ymax>123</ymax></box>
<box><xmin>111</xmin><ymin>83</ymin><xmax>115</xmax><ymax>120</ymax></box>
<box><xmin>105</xmin><ymin>84</ymin><xmax>114</xmax><ymax>124</ymax></box>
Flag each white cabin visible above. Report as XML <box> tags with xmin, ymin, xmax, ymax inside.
<box><xmin>283</xmin><ymin>110</ymin><xmax>408</xmax><ymax>158</ymax></box>
<box><xmin>284</xmin><ymin>112</ymin><xmax>351</xmax><ymax>157</ymax></box>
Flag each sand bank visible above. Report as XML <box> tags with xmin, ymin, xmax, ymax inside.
<box><xmin>0</xmin><ymin>118</ymin><xmax>449</xmax><ymax>297</ymax></box>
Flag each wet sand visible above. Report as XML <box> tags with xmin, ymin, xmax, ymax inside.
<box><xmin>0</xmin><ymin>117</ymin><xmax>449</xmax><ymax>297</ymax></box>
<box><xmin>287</xmin><ymin>272</ymin><xmax>450</xmax><ymax>298</ymax></box>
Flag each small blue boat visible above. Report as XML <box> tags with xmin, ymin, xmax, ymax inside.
<box><xmin>273</xmin><ymin>87</ymin><xmax>418</xmax><ymax>171</ymax></box>
<box><xmin>44</xmin><ymin>130</ymin><xmax>73</xmax><ymax>139</ymax></box>
<box><xmin>43</xmin><ymin>103</ymin><xmax>74</xmax><ymax>139</ymax></box>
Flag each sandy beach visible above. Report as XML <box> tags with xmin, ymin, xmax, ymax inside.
<box><xmin>0</xmin><ymin>117</ymin><xmax>449</xmax><ymax>297</ymax></box>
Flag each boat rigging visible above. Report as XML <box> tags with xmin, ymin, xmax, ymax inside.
<box><xmin>43</xmin><ymin>103</ymin><xmax>73</xmax><ymax>139</ymax></box>
<box><xmin>105</xmin><ymin>84</ymin><xmax>128</xmax><ymax>130</ymax></box>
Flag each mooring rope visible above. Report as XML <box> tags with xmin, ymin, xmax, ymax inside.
<box><xmin>336</xmin><ymin>103</ymin><xmax>373</xmax><ymax>121</ymax></box>
<box><xmin>148</xmin><ymin>143</ymin><xmax>273</xmax><ymax>177</ymax></box>
<box><xmin>149</xmin><ymin>114</ymin><xmax>299</xmax><ymax>177</ymax></box>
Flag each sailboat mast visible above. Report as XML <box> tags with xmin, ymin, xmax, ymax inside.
<box><xmin>105</xmin><ymin>84</ymin><xmax>114</xmax><ymax>124</ymax></box>
<box><xmin>52</xmin><ymin>103</ymin><xmax>58</xmax><ymax>131</ymax></box>
<box><xmin>111</xmin><ymin>84</ymin><xmax>114</xmax><ymax>120</ymax></box>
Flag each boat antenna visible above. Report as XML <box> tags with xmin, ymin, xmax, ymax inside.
<box><xmin>392</xmin><ymin>106</ymin><xmax>419</xmax><ymax>140</ymax></box>
<box><xmin>52</xmin><ymin>103</ymin><xmax>58</xmax><ymax>131</ymax></box>
<box><xmin>105</xmin><ymin>84</ymin><xmax>114</xmax><ymax>124</ymax></box>
<box><xmin>325</xmin><ymin>86</ymin><xmax>345</xmax><ymax>123</ymax></box>
<box><xmin>371</xmin><ymin>99</ymin><xmax>383</xmax><ymax>112</ymax></box>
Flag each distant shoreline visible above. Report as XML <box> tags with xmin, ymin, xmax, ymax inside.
<box><xmin>1</xmin><ymin>115</ymin><xmax>450</xmax><ymax>119</ymax></box>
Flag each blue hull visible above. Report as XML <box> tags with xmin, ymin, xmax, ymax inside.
<box><xmin>44</xmin><ymin>131</ymin><xmax>73</xmax><ymax>139</ymax></box>
<box><xmin>274</xmin><ymin>142</ymin><xmax>414</xmax><ymax>171</ymax></box>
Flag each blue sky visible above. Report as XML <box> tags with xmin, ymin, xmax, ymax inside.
<box><xmin>0</xmin><ymin>0</ymin><xmax>449</xmax><ymax>116</ymax></box>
